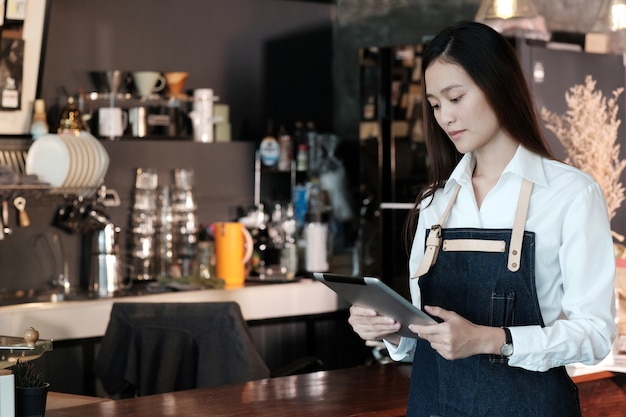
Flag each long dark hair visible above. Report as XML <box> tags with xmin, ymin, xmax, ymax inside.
<box><xmin>404</xmin><ymin>21</ymin><xmax>554</xmax><ymax>250</ymax></box>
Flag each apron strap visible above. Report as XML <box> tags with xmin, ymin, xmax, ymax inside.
<box><xmin>412</xmin><ymin>179</ymin><xmax>533</xmax><ymax>279</ymax></box>
<box><xmin>413</xmin><ymin>185</ymin><xmax>461</xmax><ymax>279</ymax></box>
<box><xmin>508</xmin><ymin>179</ymin><xmax>533</xmax><ymax>272</ymax></box>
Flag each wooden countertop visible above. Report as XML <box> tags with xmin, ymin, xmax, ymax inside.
<box><xmin>0</xmin><ymin>279</ymin><xmax>345</xmax><ymax>341</ymax></box>
<box><xmin>46</xmin><ymin>364</ymin><xmax>411</xmax><ymax>417</ymax></box>
<box><xmin>47</xmin><ymin>392</ymin><xmax>108</xmax><ymax>411</ymax></box>
<box><xmin>44</xmin><ymin>364</ymin><xmax>626</xmax><ymax>417</ymax></box>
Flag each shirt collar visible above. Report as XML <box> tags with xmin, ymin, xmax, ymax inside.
<box><xmin>444</xmin><ymin>145</ymin><xmax>548</xmax><ymax>194</ymax></box>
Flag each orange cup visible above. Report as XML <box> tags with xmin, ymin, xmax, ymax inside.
<box><xmin>214</xmin><ymin>222</ymin><xmax>253</xmax><ymax>287</ymax></box>
<box><xmin>164</xmin><ymin>72</ymin><xmax>189</xmax><ymax>98</ymax></box>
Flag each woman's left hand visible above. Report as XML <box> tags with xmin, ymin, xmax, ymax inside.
<box><xmin>408</xmin><ymin>305</ymin><xmax>503</xmax><ymax>360</ymax></box>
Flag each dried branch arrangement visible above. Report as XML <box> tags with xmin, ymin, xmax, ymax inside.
<box><xmin>541</xmin><ymin>75</ymin><xmax>626</xmax><ymax>240</ymax></box>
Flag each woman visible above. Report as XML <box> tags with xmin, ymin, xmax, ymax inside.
<box><xmin>348</xmin><ymin>21</ymin><xmax>616</xmax><ymax>416</ymax></box>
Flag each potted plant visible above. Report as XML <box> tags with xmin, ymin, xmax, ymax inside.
<box><xmin>11</xmin><ymin>359</ymin><xmax>49</xmax><ymax>417</ymax></box>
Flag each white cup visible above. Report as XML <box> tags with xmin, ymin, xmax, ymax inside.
<box><xmin>99</xmin><ymin>107</ymin><xmax>128</xmax><ymax>139</ymax></box>
<box><xmin>132</xmin><ymin>71</ymin><xmax>166</xmax><ymax>98</ymax></box>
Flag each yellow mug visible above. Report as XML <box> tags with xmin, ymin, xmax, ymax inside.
<box><xmin>214</xmin><ymin>222</ymin><xmax>253</xmax><ymax>287</ymax></box>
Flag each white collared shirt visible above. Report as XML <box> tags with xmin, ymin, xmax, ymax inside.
<box><xmin>388</xmin><ymin>145</ymin><xmax>617</xmax><ymax>372</ymax></box>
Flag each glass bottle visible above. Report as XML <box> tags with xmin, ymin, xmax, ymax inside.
<box><xmin>265</xmin><ymin>202</ymin><xmax>284</xmax><ymax>278</ymax></box>
<box><xmin>306</xmin><ymin>121</ymin><xmax>319</xmax><ymax>175</ymax></box>
<box><xmin>58</xmin><ymin>96</ymin><xmax>87</xmax><ymax>134</ymax></box>
<box><xmin>193</xmin><ymin>241</ymin><xmax>213</xmax><ymax>279</ymax></box>
<box><xmin>280</xmin><ymin>203</ymin><xmax>298</xmax><ymax>279</ymax></box>
<box><xmin>259</xmin><ymin>120</ymin><xmax>280</xmax><ymax>168</ymax></box>
<box><xmin>277</xmin><ymin>125</ymin><xmax>292</xmax><ymax>172</ymax></box>
<box><xmin>30</xmin><ymin>99</ymin><xmax>49</xmax><ymax>139</ymax></box>
<box><xmin>191</xmin><ymin>226</ymin><xmax>223</xmax><ymax>288</ymax></box>
<box><xmin>250</xmin><ymin>203</ymin><xmax>271</xmax><ymax>278</ymax></box>
<box><xmin>305</xmin><ymin>211</ymin><xmax>329</xmax><ymax>273</ymax></box>
<box><xmin>296</xmin><ymin>143</ymin><xmax>309</xmax><ymax>172</ymax></box>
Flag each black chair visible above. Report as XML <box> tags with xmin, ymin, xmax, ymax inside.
<box><xmin>95</xmin><ymin>301</ymin><xmax>273</xmax><ymax>397</ymax></box>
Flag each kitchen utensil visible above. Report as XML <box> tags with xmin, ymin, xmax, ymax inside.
<box><xmin>131</xmin><ymin>71</ymin><xmax>165</xmax><ymax>98</ymax></box>
<box><xmin>105</xmin><ymin>70</ymin><xmax>126</xmax><ymax>95</ymax></box>
<box><xmin>189</xmin><ymin>88</ymin><xmax>222</xmax><ymax>143</ymax></box>
<box><xmin>26</xmin><ymin>132</ymin><xmax>110</xmax><ymax>195</ymax></box>
<box><xmin>98</xmin><ymin>107</ymin><xmax>128</xmax><ymax>139</ymax></box>
<box><xmin>0</xmin><ymin>199</ymin><xmax>4</xmax><ymax>241</ymax></box>
<box><xmin>88</xmin><ymin>70</ymin><xmax>132</xmax><ymax>95</ymax></box>
<box><xmin>53</xmin><ymin>200</ymin><xmax>80</xmax><ymax>233</ymax></box>
<box><xmin>189</xmin><ymin>88</ymin><xmax>220</xmax><ymax>143</ymax></box>
<box><xmin>13</xmin><ymin>196</ymin><xmax>29</xmax><ymax>227</ymax></box>
<box><xmin>173</xmin><ymin>167</ymin><xmax>194</xmax><ymax>191</ymax></box>
<box><xmin>154</xmin><ymin>186</ymin><xmax>173</xmax><ymax>278</ymax></box>
<box><xmin>129</xmin><ymin>106</ymin><xmax>148</xmax><ymax>137</ymax></box>
<box><xmin>81</xmin><ymin>199</ymin><xmax>110</xmax><ymax>232</ymax></box>
<box><xmin>87</xmin><ymin>221</ymin><xmax>131</xmax><ymax>296</ymax></box>
<box><xmin>25</xmin><ymin>134</ymin><xmax>70</xmax><ymax>187</ymax></box>
<box><xmin>135</xmin><ymin>167</ymin><xmax>158</xmax><ymax>190</ymax></box>
<box><xmin>214</xmin><ymin>222</ymin><xmax>253</xmax><ymax>287</ymax></box>
<box><xmin>2</xmin><ymin>199</ymin><xmax>11</xmax><ymax>236</ymax></box>
<box><xmin>164</xmin><ymin>72</ymin><xmax>189</xmax><ymax>98</ymax></box>
<box><xmin>128</xmin><ymin>167</ymin><xmax>159</xmax><ymax>281</ymax></box>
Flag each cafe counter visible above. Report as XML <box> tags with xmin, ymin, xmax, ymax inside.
<box><xmin>4</xmin><ymin>277</ymin><xmax>626</xmax><ymax>401</ymax></box>
<box><xmin>0</xmin><ymin>279</ymin><xmax>345</xmax><ymax>341</ymax></box>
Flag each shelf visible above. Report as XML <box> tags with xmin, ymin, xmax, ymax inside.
<box><xmin>0</xmin><ymin>184</ymin><xmax>52</xmax><ymax>200</ymax></box>
<box><xmin>85</xmin><ymin>92</ymin><xmax>211</xmax><ymax>110</ymax></box>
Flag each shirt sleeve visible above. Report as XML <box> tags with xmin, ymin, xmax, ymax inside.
<box><xmin>384</xmin><ymin>335</ymin><xmax>417</xmax><ymax>361</ymax></box>
<box><xmin>508</xmin><ymin>182</ymin><xmax>617</xmax><ymax>371</ymax></box>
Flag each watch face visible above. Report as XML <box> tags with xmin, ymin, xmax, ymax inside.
<box><xmin>501</xmin><ymin>343</ymin><xmax>514</xmax><ymax>357</ymax></box>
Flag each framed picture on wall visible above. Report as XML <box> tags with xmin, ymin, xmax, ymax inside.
<box><xmin>0</xmin><ymin>0</ymin><xmax>48</xmax><ymax>135</ymax></box>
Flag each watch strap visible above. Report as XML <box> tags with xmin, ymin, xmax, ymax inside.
<box><xmin>502</xmin><ymin>327</ymin><xmax>512</xmax><ymax>345</ymax></box>
<box><xmin>500</xmin><ymin>327</ymin><xmax>513</xmax><ymax>357</ymax></box>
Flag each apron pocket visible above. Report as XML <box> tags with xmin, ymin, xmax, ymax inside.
<box><xmin>490</xmin><ymin>291</ymin><xmax>516</xmax><ymax>327</ymax></box>
<box><xmin>489</xmin><ymin>291</ymin><xmax>516</xmax><ymax>363</ymax></box>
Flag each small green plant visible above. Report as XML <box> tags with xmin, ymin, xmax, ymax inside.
<box><xmin>11</xmin><ymin>360</ymin><xmax>46</xmax><ymax>388</ymax></box>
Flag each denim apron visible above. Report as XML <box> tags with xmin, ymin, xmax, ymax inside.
<box><xmin>406</xmin><ymin>180</ymin><xmax>582</xmax><ymax>417</ymax></box>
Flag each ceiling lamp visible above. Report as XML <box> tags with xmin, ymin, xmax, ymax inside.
<box><xmin>475</xmin><ymin>0</ymin><xmax>538</xmax><ymax>21</ymax></box>
<box><xmin>611</xmin><ymin>0</ymin><xmax>626</xmax><ymax>31</ymax></box>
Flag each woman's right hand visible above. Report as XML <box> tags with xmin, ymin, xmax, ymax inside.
<box><xmin>348</xmin><ymin>304</ymin><xmax>401</xmax><ymax>344</ymax></box>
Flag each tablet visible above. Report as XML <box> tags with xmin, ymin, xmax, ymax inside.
<box><xmin>313</xmin><ymin>273</ymin><xmax>436</xmax><ymax>338</ymax></box>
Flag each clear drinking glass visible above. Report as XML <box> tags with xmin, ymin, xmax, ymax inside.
<box><xmin>135</xmin><ymin>167</ymin><xmax>158</xmax><ymax>190</ymax></box>
<box><xmin>170</xmin><ymin>168</ymin><xmax>198</xmax><ymax>278</ymax></box>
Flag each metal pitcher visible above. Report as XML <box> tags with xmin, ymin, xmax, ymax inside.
<box><xmin>87</xmin><ymin>222</ymin><xmax>130</xmax><ymax>296</ymax></box>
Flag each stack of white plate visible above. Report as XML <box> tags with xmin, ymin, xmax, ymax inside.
<box><xmin>26</xmin><ymin>132</ymin><xmax>110</xmax><ymax>195</ymax></box>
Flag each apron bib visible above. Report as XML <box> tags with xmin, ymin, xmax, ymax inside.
<box><xmin>406</xmin><ymin>180</ymin><xmax>582</xmax><ymax>417</ymax></box>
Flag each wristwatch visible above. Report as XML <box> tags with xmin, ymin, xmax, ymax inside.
<box><xmin>500</xmin><ymin>327</ymin><xmax>514</xmax><ymax>357</ymax></box>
